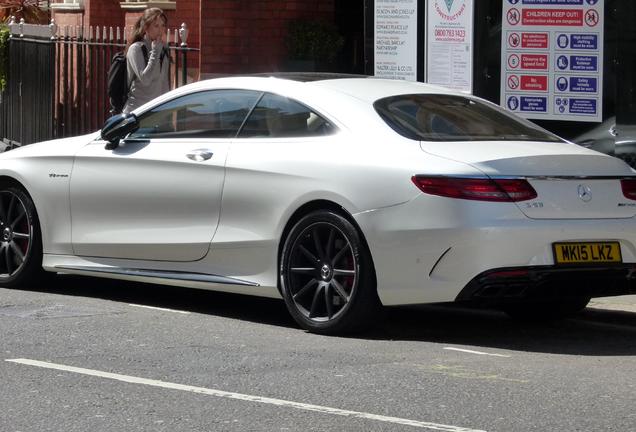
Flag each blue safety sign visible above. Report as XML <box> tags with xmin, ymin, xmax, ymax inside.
<box><xmin>556</xmin><ymin>55</ymin><xmax>569</xmax><ymax>70</ymax></box>
<box><xmin>556</xmin><ymin>34</ymin><xmax>569</xmax><ymax>49</ymax></box>
<box><xmin>520</xmin><ymin>96</ymin><xmax>547</xmax><ymax>112</ymax></box>
<box><xmin>507</xmin><ymin>96</ymin><xmax>520</xmax><ymax>111</ymax></box>
<box><xmin>555</xmin><ymin>77</ymin><xmax>598</xmax><ymax>93</ymax></box>
<box><xmin>569</xmin><ymin>98</ymin><xmax>597</xmax><ymax>115</ymax></box>
<box><xmin>570</xmin><ymin>34</ymin><xmax>598</xmax><ymax>50</ymax></box>
<box><xmin>556</xmin><ymin>77</ymin><xmax>569</xmax><ymax>92</ymax></box>
<box><xmin>556</xmin><ymin>55</ymin><xmax>598</xmax><ymax>72</ymax></box>
<box><xmin>569</xmin><ymin>77</ymin><xmax>598</xmax><ymax>93</ymax></box>
<box><xmin>570</xmin><ymin>55</ymin><xmax>598</xmax><ymax>72</ymax></box>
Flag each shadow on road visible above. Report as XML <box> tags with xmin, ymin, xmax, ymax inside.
<box><xmin>372</xmin><ymin>304</ymin><xmax>636</xmax><ymax>356</ymax></box>
<box><xmin>37</xmin><ymin>274</ymin><xmax>296</xmax><ymax>328</ymax></box>
<box><xmin>21</xmin><ymin>275</ymin><xmax>636</xmax><ymax>357</ymax></box>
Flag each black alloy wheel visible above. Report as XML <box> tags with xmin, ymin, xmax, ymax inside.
<box><xmin>280</xmin><ymin>211</ymin><xmax>381</xmax><ymax>334</ymax></box>
<box><xmin>0</xmin><ymin>185</ymin><xmax>44</xmax><ymax>287</ymax></box>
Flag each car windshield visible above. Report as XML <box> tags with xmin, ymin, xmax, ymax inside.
<box><xmin>374</xmin><ymin>94</ymin><xmax>563</xmax><ymax>143</ymax></box>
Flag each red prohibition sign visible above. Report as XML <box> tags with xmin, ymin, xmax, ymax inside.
<box><xmin>585</xmin><ymin>10</ymin><xmax>599</xmax><ymax>27</ymax></box>
<box><xmin>508</xmin><ymin>54</ymin><xmax>520</xmax><ymax>69</ymax></box>
<box><xmin>508</xmin><ymin>32</ymin><xmax>520</xmax><ymax>48</ymax></box>
<box><xmin>508</xmin><ymin>74</ymin><xmax>520</xmax><ymax>90</ymax></box>
<box><xmin>507</xmin><ymin>8</ymin><xmax>520</xmax><ymax>26</ymax></box>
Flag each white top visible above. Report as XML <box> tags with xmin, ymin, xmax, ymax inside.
<box><xmin>123</xmin><ymin>39</ymin><xmax>170</xmax><ymax>114</ymax></box>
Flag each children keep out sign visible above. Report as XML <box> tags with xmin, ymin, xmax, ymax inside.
<box><xmin>500</xmin><ymin>0</ymin><xmax>604</xmax><ymax>122</ymax></box>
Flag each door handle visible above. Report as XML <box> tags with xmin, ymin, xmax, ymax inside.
<box><xmin>186</xmin><ymin>149</ymin><xmax>214</xmax><ymax>162</ymax></box>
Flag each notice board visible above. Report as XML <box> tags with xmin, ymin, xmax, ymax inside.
<box><xmin>426</xmin><ymin>0</ymin><xmax>474</xmax><ymax>93</ymax></box>
<box><xmin>501</xmin><ymin>0</ymin><xmax>604</xmax><ymax>122</ymax></box>
<box><xmin>374</xmin><ymin>0</ymin><xmax>419</xmax><ymax>81</ymax></box>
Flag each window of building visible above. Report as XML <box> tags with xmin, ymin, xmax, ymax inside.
<box><xmin>50</xmin><ymin>0</ymin><xmax>83</xmax><ymax>11</ymax></box>
<box><xmin>119</xmin><ymin>1</ymin><xmax>176</xmax><ymax>11</ymax></box>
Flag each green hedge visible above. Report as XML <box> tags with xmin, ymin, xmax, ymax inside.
<box><xmin>0</xmin><ymin>25</ymin><xmax>8</xmax><ymax>91</ymax></box>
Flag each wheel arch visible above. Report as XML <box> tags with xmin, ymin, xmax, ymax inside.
<box><xmin>276</xmin><ymin>199</ymin><xmax>378</xmax><ymax>294</ymax></box>
<box><xmin>0</xmin><ymin>174</ymin><xmax>47</xmax><ymax>249</ymax></box>
<box><xmin>0</xmin><ymin>174</ymin><xmax>47</xmax><ymax>286</ymax></box>
<box><xmin>0</xmin><ymin>175</ymin><xmax>42</xmax><ymax>221</ymax></box>
<box><xmin>0</xmin><ymin>175</ymin><xmax>26</xmax><ymax>189</ymax></box>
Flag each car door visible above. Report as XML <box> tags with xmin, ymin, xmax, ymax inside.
<box><xmin>70</xmin><ymin>89</ymin><xmax>261</xmax><ymax>262</ymax></box>
<box><xmin>206</xmin><ymin>92</ymin><xmax>342</xmax><ymax>277</ymax></box>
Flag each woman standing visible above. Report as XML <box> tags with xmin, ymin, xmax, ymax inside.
<box><xmin>122</xmin><ymin>8</ymin><xmax>171</xmax><ymax>114</ymax></box>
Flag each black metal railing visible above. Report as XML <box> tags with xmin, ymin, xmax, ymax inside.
<box><xmin>0</xmin><ymin>90</ymin><xmax>8</xmax><ymax>150</ymax></box>
<box><xmin>8</xmin><ymin>30</ymin><xmax>55</xmax><ymax>147</ymax></box>
<box><xmin>1</xmin><ymin>19</ymin><xmax>198</xmax><ymax>148</ymax></box>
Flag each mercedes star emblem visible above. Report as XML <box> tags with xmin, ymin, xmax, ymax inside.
<box><xmin>578</xmin><ymin>184</ymin><xmax>592</xmax><ymax>202</ymax></box>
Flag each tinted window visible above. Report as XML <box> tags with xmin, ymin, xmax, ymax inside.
<box><xmin>374</xmin><ymin>94</ymin><xmax>562</xmax><ymax>142</ymax></box>
<box><xmin>129</xmin><ymin>90</ymin><xmax>260</xmax><ymax>139</ymax></box>
<box><xmin>239</xmin><ymin>93</ymin><xmax>336</xmax><ymax>138</ymax></box>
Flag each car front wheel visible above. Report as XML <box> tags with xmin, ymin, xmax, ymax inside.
<box><xmin>280</xmin><ymin>211</ymin><xmax>381</xmax><ymax>334</ymax></box>
<box><xmin>0</xmin><ymin>185</ymin><xmax>44</xmax><ymax>287</ymax></box>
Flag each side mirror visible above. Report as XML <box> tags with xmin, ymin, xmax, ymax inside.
<box><xmin>101</xmin><ymin>113</ymin><xmax>140</xmax><ymax>149</ymax></box>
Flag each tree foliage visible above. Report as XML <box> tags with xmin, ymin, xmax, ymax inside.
<box><xmin>0</xmin><ymin>0</ymin><xmax>49</xmax><ymax>24</ymax></box>
<box><xmin>0</xmin><ymin>1</ymin><xmax>49</xmax><ymax>91</ymax></box>
<box><xmin>0</xmin><ymin>24</ymin><xmax>8</xmax><ymax>91</ymax></box>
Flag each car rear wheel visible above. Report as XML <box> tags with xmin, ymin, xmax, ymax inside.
<box><xmin>0</xmin><ymin>185</ymin><xmax>44</xmax><ymax>287</ymax></box>
<box><xmin>280</xmin><ymin>211</ymin><xmax>381</xmax><ymax>334</ymax></box>
<box><xmin>503</xmin><ymin>297</ymin><xmax>591</xmax><ymax>321</ymax></box>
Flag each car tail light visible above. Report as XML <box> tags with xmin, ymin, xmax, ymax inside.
<box><xmin>411</xmin><ymin>176</ymin><xmax>537</xmax><ymax>202</ymax></box>
<box><xmin>621</xmin><ymin>179</ymin><xmax>636</xmax><ymax>201</ymax></box>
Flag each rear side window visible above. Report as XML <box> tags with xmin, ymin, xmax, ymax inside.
<box><xmin>239</xmin><ymin>93</ymin><xmax>336</xmax><ymax>138</ymax></box>
<box><xmin>374</xmin><ymin>94</ymin><xmax>562</xmax><ymax>143</ymax></box>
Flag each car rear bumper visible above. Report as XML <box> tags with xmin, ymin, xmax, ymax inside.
<box><xmin>456</xmin><ymin>265</ymin><xmax>636</xmax><ymax>305</ymax></box>
<box><xmin>355</xmin><ymin>194</ymin><xmax>636</xmax><ymax>306</ymax></box>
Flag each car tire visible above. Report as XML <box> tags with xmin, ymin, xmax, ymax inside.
<box><xmin>0</xmin><ymin>185</ymin><xmax>45</xmax><ymax>288</ymax></box>
<box><xmin>503</xmin><ymin>297</ymin><xmax>591</xmax><ymax>321</ymax></box>
<box><xmin>280</xmin><ymin>210</ymin><xmax>382</xmax><ymax>334</ymax></box>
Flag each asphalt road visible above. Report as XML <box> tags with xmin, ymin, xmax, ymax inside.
<box><xmin>1</xmin><ymin>276</ymin><xmax>635</xmax><ymax>432</ymax></box>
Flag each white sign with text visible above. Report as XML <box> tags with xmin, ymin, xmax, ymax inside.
<box><xmin>375</xmin><ymin>0</ymin><xmax>418</xmax><ymax>81</ymax></box>
<box><xmin>426</xmin><ymin>0</ymin><xmax>474</xmax><ymax>93</ymax></box>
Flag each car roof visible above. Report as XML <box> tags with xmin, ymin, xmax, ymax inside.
<box><xmin>181</xmin><ymin>75</ymin><xmax>462</xmax><ymax>104</ymax></box>
<box><xmin>309</xmin><ymin>78</ymin><xmax>461</xmax><ymax>102</ymax></box>
<box><xmin>252</xmin><ymin>74</ymin><xmax>463</xmax><ymax>102</ymax></box>
<box><xmin>240</xmin><ymin>72</ymin><xmax>370</xmax><ymax>82</ymax></box>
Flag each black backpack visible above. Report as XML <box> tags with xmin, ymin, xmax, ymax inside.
<box><xmin>107</xmin><ymin>45</ymin><xmax>148</xmax><ymax>114</ymax></box>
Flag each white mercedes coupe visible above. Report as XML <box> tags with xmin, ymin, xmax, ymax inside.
<box><xmin>2</xmin><ymin>75</ymin><xmax>636</xmax><ymax>333</ymax></box>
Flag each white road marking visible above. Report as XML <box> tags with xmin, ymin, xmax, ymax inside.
<box><xmin>7</xmin><ymin>358</ymin><xmax>486</xmax><ymax>432</ymax></box>
<box><xmin>128</xmin><ymin>304</ymin><xmax>190</xmax><ymax>314</ymax></box>
<box><xmin>444</xmin><ymin>347</ymin><xmax>511</xmax><ymax>358</ymax></box>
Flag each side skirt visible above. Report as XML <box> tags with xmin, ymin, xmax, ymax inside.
<box><xmin>54</xmin><ymin>265</ymin><xmax>260</xmax><ymax>287</ymax></box>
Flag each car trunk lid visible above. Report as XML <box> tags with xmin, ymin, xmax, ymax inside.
<box><xmin>420</xmin><ymin>140</ymin><xmax>636</xmax><ymax>219</ymax></box>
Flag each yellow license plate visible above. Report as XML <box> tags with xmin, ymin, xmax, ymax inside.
<box><xmin>553</xmin><ymin>242</ymin><xmax>622</xmax><ymax>264</ymax></box>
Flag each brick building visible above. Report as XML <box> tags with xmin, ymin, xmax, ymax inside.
<box><xmin>50</xmin><ymin>0</ymin><xmax>364</xmax><ymax>79</ymax></box>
